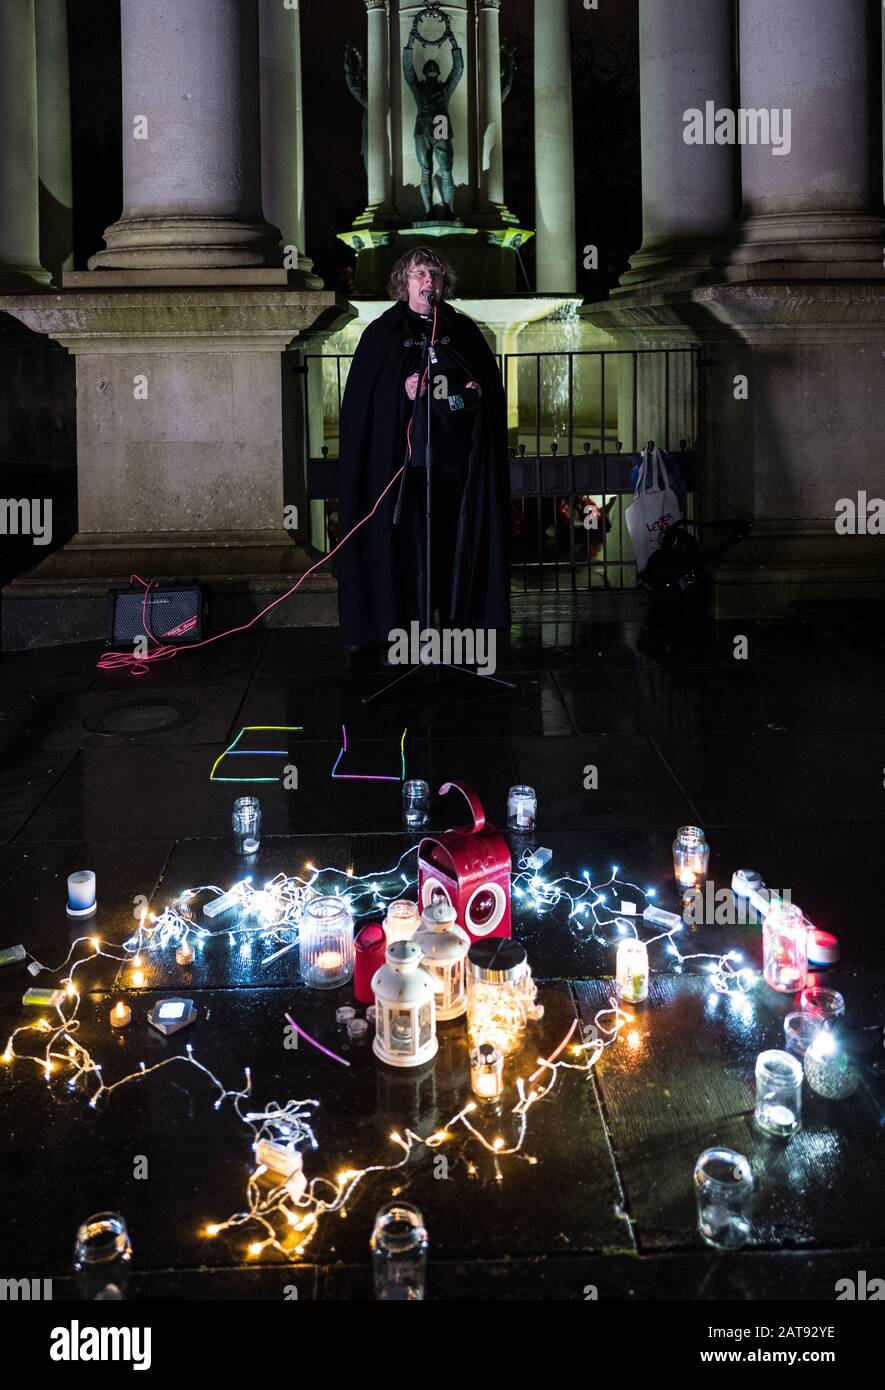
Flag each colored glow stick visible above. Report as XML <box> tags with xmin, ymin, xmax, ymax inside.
<box><xmin>284</xmin><ymin>1014</ymin><xmax>350</xmax><ymax>1068</ymax></box>
<box><xmin>331</xmin><ymin>725</ymin><xmax>407</xmax><ymax>782</ymax></box>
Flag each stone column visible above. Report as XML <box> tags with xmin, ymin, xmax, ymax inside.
<box><xmin>90</xmin><ymin>0</ymin><xmax>281</xmax><ymax>269</ymax></box>
<box><xmin>534</xmin><ymin>0</ymin><xmax>576</xmax><ymax>292</ymax></box>
<box><xmin>258</xmin><ymin>0</ymin><xmax>322</xmax><ymax>288</ymax></box>
<box><xmin>0</xmin><ymin>0</ymin><xmax>50</xmax><ymax>289</ymax></box>
<box><xmin>477</xmin><ymin>0</ymin><xmax>505</xmax><ymax>211</ymax></box>
<box><xmin>619</xmin><ymin>0</ymin><xmax>739</xmax><ymax>289</ymax></box>
<box><xmin>35</xmin><ymin>0</ymin><xmax>74</xmax><ymax>288</ymax></box>
<box><xmin>356</xmin><ymin>0</ymin><xmax>396</xmax><ymax>226</ymax></box>
<box><xmin>729</xmin><ymin>0</ymin><xmax>884</xmax><ymax>278</ymax></box>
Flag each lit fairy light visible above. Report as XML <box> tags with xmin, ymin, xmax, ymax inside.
<box><xmin>5</xmin><ymin>848</ymin><xmax>763</xmax><ymax>1262</ymax></box>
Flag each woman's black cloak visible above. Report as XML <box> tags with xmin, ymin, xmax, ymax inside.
<box><xmin>335</xmin><ymin>299</ymin><xmax>511</xmax><ymax>650</ymax></box>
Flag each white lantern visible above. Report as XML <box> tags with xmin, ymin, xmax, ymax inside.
<box><xmin>413</xmin><ymin>902</ymin><xmax>470</xmax><ymax>1021</ymax></box>
<box><xmin>371</xmin><ymin>941</ymin><xmax>438</xmax><ymax>1069</ymax></box>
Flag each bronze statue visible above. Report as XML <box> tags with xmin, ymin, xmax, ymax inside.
<box><xmin>344</xmin><ymin>44</ymin><xmax>368</xmax><ymax>174</ymax></box>
<box><xmin>403</xmin><ymin>10</ymin><xmax>464</xmax><ymax>220</ymax></box>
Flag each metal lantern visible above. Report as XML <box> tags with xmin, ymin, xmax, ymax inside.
<box><xmin>417</xmin><ymin>782</ymin><xmax>511</xmax><ymax>944</ymax></box>
<box><xmin>371</xmin><ymin>940</ymin><xmax>438</xmax><ymax>1069</ymax></box>
<box><xmin>413</xmin><ymin>901</ymin><xmax>470</xmax><ymax>1021</ymax></box>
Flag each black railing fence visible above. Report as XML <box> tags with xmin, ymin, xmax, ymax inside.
<box><xmin>296</xmin><ymin>345</ymin><xmax>702</xmax><ymax>593</ymax></box>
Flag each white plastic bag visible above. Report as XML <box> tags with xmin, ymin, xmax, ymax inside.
<box><xmin>625</xmin><ymin>445</ymin><xmax>682</xmax><ymax>574</ymax></box>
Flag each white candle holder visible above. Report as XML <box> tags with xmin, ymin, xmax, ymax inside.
<box><xmin>371</xmin><ymin>941</ymin><xmax>438</xmax><ymax>1069</ymax></box>
<box><xmin>413</xmin><ymin>901</ymin><xmax>470</xmax><ymax>1021</ymax></box>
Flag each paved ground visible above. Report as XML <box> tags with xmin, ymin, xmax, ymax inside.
<box><xmin>1</xmin><ymin>615</ymin><xmax>883</xmax><ymax>1300</ymax></box>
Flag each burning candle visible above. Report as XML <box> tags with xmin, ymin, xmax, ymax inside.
<box><xmin>470</xmin><ymin>1042</ymin><xmax>504</xmax><ymax>1101</ymax></box>
<box><xmin>672</xmin><ymin>827</ymin><xmax>709</xmax><ymax>889</ymax></box>
<box><xmin>175</xmin><ymin>941</ymin><xmax>195</xmax><ymax>967</ymax></box>
<box><xmin>110</xmin><ymin>1001</ymin><xmax>131</xmax><ymax>1028</ymax></box>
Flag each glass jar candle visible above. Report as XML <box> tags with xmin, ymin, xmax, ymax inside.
<box><xmin>693</xmin><ymin>1149</ymin><xmax>753</xmax><ymax>1250</ymax></box>
<box><xmin>798</xmin><ymin>986</ymin><xmax>845</xmax><ymax>1020</ymax></box>
<box><xmin>507</xmin><ymin>785</ymin><xmax>537</xmax><ymax>833</ymax></box>
<box><xmin>467</xmin><ymin>939</ymin><xmax>530</xmax><ymax>1057</ymax></box>
<box><xmin>73</xmin><ymin>1211</ymin><xmax>133</xmax><ymax>1301</ymax></box>
<box><xmin>672</xmin><ymin>826</ymin><xmax>709</xmax><ymax>888</ymax></box>
<box><xmin>470</xmin><ymin>1042</ymin><xmax>504</xmax><ymax>1102</ymax></box>
<box><xmin>232</xmin><ymin>796</ymin><xmax>261</xmax><ymax>854</ymax></box>
<box><xmin>383</xmin><ymin>899</ymin><xmax>421</xmax><ymax>946</ymax></box>
<box><xmin>754</xmin><ymin>1049</ymin><xmax>803</xmax><ymax>1136</ymax></box>
<box><xmin>615</xmin><ymin>938</ymin><xmax>649</xmax><ymax>1004</ymax></box>
<box><xmin>783</xmin><ymin>1010</ymin><xmax>823</xmax><ymax>1058</ymax></box>
<box><xmin>402</xmin><ymin>780</ymin><xmax>430</xmax><ymax>830</ymax></box>
<box><xmin>762</xmin><ymin>899</ymin><xmax>808</xmax><ymax>993</ymax></box>
<box><xmin>371</xmin><ymin>1202</ymin><xmax>428</xmax><ymax>1300</ymax></box>
<box><xmin>299</xmin><ymin>896</ymin><xmax>355</xmax><ymax>989</ymax></box>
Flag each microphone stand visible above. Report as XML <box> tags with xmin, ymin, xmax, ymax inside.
<box><xmin>363</xmin><ymin>296</ymin><xmax>515</xmax><ymax>707</ymax></box>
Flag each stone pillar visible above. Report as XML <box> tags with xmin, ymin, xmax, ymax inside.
<box><xmin>534</xmin><ymin>0</ymin><xmax>576</xmax><ymax>292</ymax></box>
<box><xmin>356</xmin><ymin>0</ymin><xmax>396</xmax><ymax>226</ymax></box>
<box><xmin>477</xmin><ymin>0</ymin><xmax>505</xmax><ymax>211</ymax></box>
<box><xmin>35</xmin><ymin>0</ymin><xmax>74</xmax><ymax>287</ymax></box>
<box><xmin>90</xmin><ymin>0</ymin><xmax>281</xmax><ymax>269</ymax></box>
<box><xmin>258</xmin><ymin>0</ymin><xmax>322</xmax><ymax>289</ymax></box>
<box><xmin>728</xmin><ymin>0</ymin><xmax>884</xmax><ymax>278</ymax></box>
<box><xmin>619</xmin><ymin>0</ymin><xmax>739</xmax><ymax>289</ymax></box>
<box><xmin>0</xmin><ymin>0</ymin><xmax>50</xmax><ymax>289</ymax></box>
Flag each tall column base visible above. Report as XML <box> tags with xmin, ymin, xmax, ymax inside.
<box><xmin>723</xmin><ymin>210</ymin><xmax>885</xmax><ymax>282</ymax></box>
<box><xmin>0</xmin><ymin>281</ymin><xmax>352</xmax><ymax>648</ymax></box>
<box><xmin>1</xmin><ymin>530</ymin><xmax>338</xmax><ymax>650</ymax></box>
<box><xmin>618</xmin><ymin>236</ymin><xmax>727</xmax><ymax>292</ymax></box>
<box><xmin>88</xmin><ymin>214</ymin><xmax>285</xmax><ymax>271</ymax></box>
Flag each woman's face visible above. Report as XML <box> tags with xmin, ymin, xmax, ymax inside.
<box><xmin>407</xmin><ymin>262</ymin><xmax>445</xmax><ymax>312</ymax></box>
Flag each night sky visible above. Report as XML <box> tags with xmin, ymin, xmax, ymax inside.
<box><xmin>68</xmin><ymin>0</ymin><xmax>640</xmax><ymax>295</ymax></box>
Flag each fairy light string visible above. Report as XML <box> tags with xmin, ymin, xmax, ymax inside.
<box><xmin>2</xmin><ymin>848</ymin><xmax>759</xmax><ymax>1261</ymax></box>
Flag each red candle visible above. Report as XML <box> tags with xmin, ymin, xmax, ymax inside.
<box><xmin>354</xmin><ymin>924</ymin><xmax>386</xmax><ymax>1005</ymax></box>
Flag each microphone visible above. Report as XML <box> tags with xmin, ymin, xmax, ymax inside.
<box><xmin>422</xmin><ymin>288</ymin><xmax>439</xmax><ymax>307</ymax></box>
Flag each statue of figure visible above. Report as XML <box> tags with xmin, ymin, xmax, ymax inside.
<box><xmin>403</xmin><ymin>12</ymin><xmax>464</xmax><ymax>219</ymax></box>
<box><xmin>344</xmin><ymin>44</ymin><xmax>368</xmax><ymax>174</ymax></box>
<box><xmin>501</xmin><ymin>39</ymin><xmax>516</xmax><ymax>104</ymax></box>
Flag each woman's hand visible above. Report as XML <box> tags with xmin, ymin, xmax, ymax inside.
<box><xmin>405</xmin><ymin>372</ymin><xmax>426</xmax><ymax>401</ymax></box>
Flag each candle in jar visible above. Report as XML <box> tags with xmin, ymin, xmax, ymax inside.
<box><xmin>110</xmin><ymin>1001</ymin><xmax>131</xmax><ymax>1028</ymax></box>
<box><xmin>615</xmin><ymin>938</ymin><xmax>649</xmax><ymax>1004</ymax></box>
<box><xmin>470</xmin><ymin>1042</ymin><xmax>504</xmax><ymax>1101</ymax></box>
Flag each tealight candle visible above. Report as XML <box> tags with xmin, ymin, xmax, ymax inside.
<box><xmin>175</xmin><ymin>941</ymin><xmax>195</xmax><ymax>967</ymax></box>
<box><xmin>67</xmin><ymin>870</ymin><xmax>97</xmax><ymax>918</ymax></box>
<box><xmin>110</xmin><ymin>1001</ymin><xmax>131</xmax><ymax>1028</ymax></box>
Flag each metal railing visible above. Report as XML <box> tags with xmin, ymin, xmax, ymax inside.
<box><xmin>296</xmin><ymin>345</ymin><xmax>702</xmax><ymax>593</ymax></box>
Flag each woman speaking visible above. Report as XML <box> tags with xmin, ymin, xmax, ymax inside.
<box><xmin>335</xmin><ymin>248</ymin><xmax>510</xmax><ymax>668</ymax></box>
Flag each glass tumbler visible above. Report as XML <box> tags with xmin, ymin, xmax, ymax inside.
<box><xmin>755</xmin><ymin>1049</ymin><xmax>803</xmax><ymax>1136</ymax></box>
<box><xmin>232</xmin><ymin>796</ymin><xmax>261</xmax><ymax>854</ymax></box>
<box><xmin>371</xmin><ymin>1202</ymin><xmax>428</xmax><ymax>1300</ymax></box>
<box><xmin>73</xmin><ymin>1211</ymin><xmax>132</xmax><ymax>1300</ymax></box>
<box><xmin>693</xmin><ymin>1149</ymin><xmax>753</xmax><ymax>1250</ymax></box>
<box><xmin>403</xmin><ymin>780</ymin><xmax>430</xmax><ymax>830</ymax></box>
